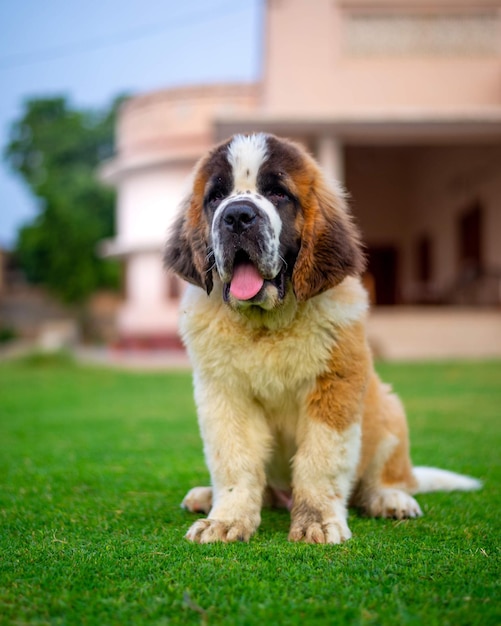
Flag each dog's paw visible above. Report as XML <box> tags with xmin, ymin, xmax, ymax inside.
<box><xmin>365</xmin><ymin>488</ymin><xmax>423</xmax><ymax>519</ymax></box>
<box><xmin>185</xmin><ymin>518</ymin><xmax>254</xmax><ymax>543</ymax></box>
<box><xmin>288</xmin><ymin>518</ymin><xmax>352</xmax><ymax>544</ymax></box>
<box><xmin>181</xmin><ymin>486</ymin><xmax>213</xmax><ymax>514</ymax></box>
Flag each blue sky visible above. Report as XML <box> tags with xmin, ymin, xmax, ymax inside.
<box><xmin>0</xmin><ymin>0</ymin><xmax>262</xmax><ymax>248</ymax></box>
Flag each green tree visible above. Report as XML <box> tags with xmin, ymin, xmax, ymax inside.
<box><xmin>4</xmin><ymin>95</ymin><xmax>125</xmax><ymax>304</ymax></box>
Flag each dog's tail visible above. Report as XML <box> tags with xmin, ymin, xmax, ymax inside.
<box><xmin>412</xmin><ymin>466</ymin><xmax>482</xmax><ymax>494</ymax></box>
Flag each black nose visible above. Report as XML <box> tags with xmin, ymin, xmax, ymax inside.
<box><xmin>222</xmin><ymin>202</ymin><xmax>257</xmax><ymax>234</ymax></box>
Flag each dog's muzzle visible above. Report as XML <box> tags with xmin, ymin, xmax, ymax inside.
<box><xmin>212</xmin><ymin>198</ymin><xmax>284</xmax><ymax>305</ymax></box>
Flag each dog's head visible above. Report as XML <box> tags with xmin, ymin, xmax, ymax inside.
<box><xmin>165</xmin><ymin>133</ymin><xmax>364</xmax><ymax>310</ymax></box>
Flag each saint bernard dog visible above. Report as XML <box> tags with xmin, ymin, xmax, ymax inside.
<box><xmin>165</xmin><ymin>133</ymin><xmax>481</xmax><ymax>544</ymax></box>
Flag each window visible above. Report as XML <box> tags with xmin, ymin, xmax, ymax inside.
<box><xmin>344</xmin><ymin>11</ymin><xmax>499</xmax><ymax>57</ymax></box>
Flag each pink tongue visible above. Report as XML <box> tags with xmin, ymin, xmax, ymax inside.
<box><xmin>229</xmin><ymin>262</ymin><xmax>265</xmax><ymax>300</ymax></box>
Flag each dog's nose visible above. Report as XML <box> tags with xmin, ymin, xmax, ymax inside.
<box><xmin>222</xmin><ymin>203</ymin><xmax>257</xmax><ymax>234</ymax></box>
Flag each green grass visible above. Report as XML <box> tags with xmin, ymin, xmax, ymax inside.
<box><xmin>0</xmin><ymin>354</ymin><xmax>499</xmax><ymax>625</ymax></box>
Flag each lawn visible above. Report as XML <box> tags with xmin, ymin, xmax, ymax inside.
<box><xmin>0</xmin><ymin>354</ymin><xmax>499</xmax><ymax>625</ymax></box>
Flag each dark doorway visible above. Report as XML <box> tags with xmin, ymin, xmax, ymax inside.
<box><xmin>458</xmin><ymin>202</ymin><xmax>483</xmax><ymax>274</ymax></box>
<box><xmin>365</xmin><ymin>246</ymin><xmax>399</xmax><ymax>305</ymax></box>
<box><xmin>415</xmin><ymin>234</ymin><xmax>432</xmax><ymax>284</ymax></box>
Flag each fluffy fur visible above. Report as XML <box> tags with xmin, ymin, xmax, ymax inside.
<box><xmin>165</xmin><ymin>133</ymin><xmax>481</xmax><ymax>544</ymax></box>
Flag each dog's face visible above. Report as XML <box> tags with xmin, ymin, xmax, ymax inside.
<box><xmin>165</xmin><ymin>133</ymin><xmax>364</xmax><ymax>310</ymax></box>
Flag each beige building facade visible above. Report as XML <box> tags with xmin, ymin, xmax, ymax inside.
<box><xmin>100</xmin><ymin>84</ymin><xmax>258</xmax><ymax>345</ymax></box>
<box><xmin>101</xmin><ymin>0</ymin><xmax>501</xmax><ymax>354</ymax></box>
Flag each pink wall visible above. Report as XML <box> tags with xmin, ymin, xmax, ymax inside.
<box><xmin>263</xmin><ymin>0</ymin><xmax>501</xmax><ymax>115</ymax></box>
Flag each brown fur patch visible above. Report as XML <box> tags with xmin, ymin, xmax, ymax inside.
<box><xmin>306</xmin><ymin>321</ymin><xmax>370</xmax><ymax>430</ymax></box>
<box><xmin>291</xmin><ymin>154</ymin><xmax>365</xmax><ymax>302</ymax></box>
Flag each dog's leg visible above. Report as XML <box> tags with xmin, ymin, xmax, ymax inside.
<box><xmin>289</xmin><ymin>419</ymin><xmax>361</xmax><ymax>544</ymax></box>
<box><xmin>352</xmin><ymin>383</ymin><xmax>422</xmax><ymax>519</ymax></box>
<box><xmin>185</xmin><ymin>383</ymin><xmax>272</xmax><ymax>543</ymax></box>
<box><xmin>353</xmin><ymin>433</ymin><xmax>423</xmax><ymax>519</ymax></box>
<box><xmin>289</xmin><ymin>328</ymin><xmax>369</xmax><ymax>544</ymax></box>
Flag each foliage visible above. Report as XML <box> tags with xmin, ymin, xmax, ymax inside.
<box><xmin>0</xmin><ymin>360</ymin><xmax>499</xmax><ymax>625</ymax></box>
<box><xmin>0</xmin><ymin>325</ymin><xmax>17</xmax><ymax>343</ymax></box>
<box><xmin>4</xmin><ymin>96</ymin><xmax>126</xmax><ymax>304</ymax></box>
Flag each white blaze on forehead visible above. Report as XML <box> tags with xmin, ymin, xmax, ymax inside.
<box><xmin>223</xmin><ymin>133</ymin><xmax>282</xmax><ymax>243</ymax></box>
<box><xmin>227</xmin><ymin>133</ymin><xmax>269</xmax><ymax>192</ymax></box>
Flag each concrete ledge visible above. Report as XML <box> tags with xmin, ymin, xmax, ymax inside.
<box><xmin>368</xmin><ymin>307</ymin><xmax>501</xmax><ymax>360</ymax></box>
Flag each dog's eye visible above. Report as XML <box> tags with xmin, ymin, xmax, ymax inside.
<box><xmin>206</xmin><ymin>189</ymin><xmax>226</xmax><ymax>208</ymax></box>
<box><xmin>265</xmin><ymin>187</ymin><xmax>289</xmax><ymax>203</ymax></box>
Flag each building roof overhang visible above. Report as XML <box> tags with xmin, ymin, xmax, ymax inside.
<box><xmin>214</xmin><ymin>111</ymin><xmax>501</xmax><ymax>145</ymax></box>
<box><xmin>98</xmin><ymin>238</ymin><xmax>163</xmax><ymax>259</ymax></box>
<box><xmin>99</xmin><ymin>153</ymin><xmax>198</xmax><ymax>185</ymax></box>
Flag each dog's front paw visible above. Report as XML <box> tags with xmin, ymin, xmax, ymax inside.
<box><xmin>365</xmin><ymin>488</ymin><xmax>423</xmax><ymax>519</ymax></box>
<box><xmin>288</xmin><ymin>518</ymin><xmax>352</xmax><ymax>544</ymax></box>
<box><xmin>185</xmin><ymin>518</ymin><xmax>255</xmax><ymax>543</ymax></box>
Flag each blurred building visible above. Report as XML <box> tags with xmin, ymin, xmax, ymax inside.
<box><xmin>100</xmin><ymin>0</ymin><xmax>501</xmax><ymax>356</ymax></box>
<box><xmin>100</xmin><ymin>84</ymin><xmax>258</xmax><ymax>347</ymax></box>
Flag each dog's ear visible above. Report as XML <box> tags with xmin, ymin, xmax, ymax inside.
<box><xmin>292</xmin><ymin>176</ymin><xmax>365</xmax><ymax>302</ymax></box>
<box><xmin>164</xmin><ymin>195</ymin><xmax>213</xmax><ymax>295</ymax></box>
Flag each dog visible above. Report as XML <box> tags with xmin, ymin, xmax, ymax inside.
<box><xmin>164</xmin><ymin>133</ymin><xmax>481</xmax><ymax>544</ymax></box>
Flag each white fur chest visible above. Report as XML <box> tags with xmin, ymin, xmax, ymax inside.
<box><xmin>179</xmin><ymin>278</ymin><xmax>368</xmax><ymax>410</ymax></box>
